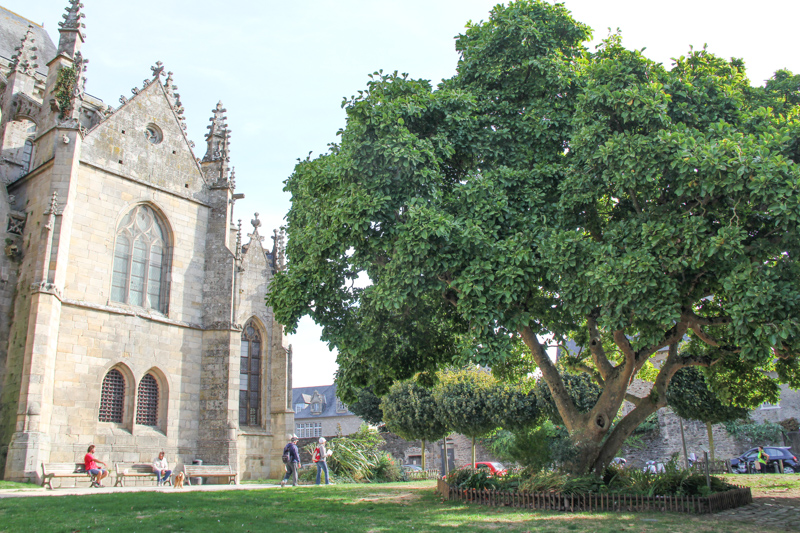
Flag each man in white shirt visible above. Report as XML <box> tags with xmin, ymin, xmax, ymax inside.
<box><xmin>153</xmin><ymin>451</ymin><xmax>172</xmax><ymax>486</ymax></box>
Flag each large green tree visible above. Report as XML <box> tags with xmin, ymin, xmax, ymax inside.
<box><xmin>380</xmin><ymin>381</ymin><xmax>449</xmax><ymax>470</ymax></box>
<box><xmin>268</xmin><ymin>0</ymin><xmax>800</xmax><ymax>474</ymax></box>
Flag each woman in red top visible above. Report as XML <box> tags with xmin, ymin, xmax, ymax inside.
<box><xmin>84</xmin><ymin>444</ymin><xmax>109</xmax><ymax>487</ymax></box>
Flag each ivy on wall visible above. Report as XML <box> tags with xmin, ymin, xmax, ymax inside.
<box><xmin>53</xmin><ymin>67</ymin><xmax>77</xmax><ymax>119</ymax></box>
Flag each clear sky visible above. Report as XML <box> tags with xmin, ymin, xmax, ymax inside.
<box><xmin>10</xmin><ymin>0</ymin><xmax>800</xmax><ymax>387</ymax></box>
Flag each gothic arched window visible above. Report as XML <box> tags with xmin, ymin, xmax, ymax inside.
<box><xmin>136</xmin><ymin>373</ymin><xmax>159</xmax><ymax>426</ymax></box>
<box><xmin>239</xmin><ymin>320</ymin><xmax>261</xmax><ymax>426</ymax></box>
<box><xmin>99</xmin><ymin>369</ymin><xmax>125</xmax><ymax>423</ymax></box>
<box><xmin>111</xmin><ymin>205</ymin><xmax>169</xmax><ymax>312</ymax></box>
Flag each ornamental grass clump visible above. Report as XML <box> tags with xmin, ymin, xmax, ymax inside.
<box><xmin>302</xmin><ymin>425</ymin><xmax>402</xmax><ymax>483</ymax></box>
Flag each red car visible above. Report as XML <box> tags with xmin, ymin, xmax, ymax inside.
<box><xmin>471</xmin><ymin>461</ymin><xmax>507</xmax><ymax>476</ymax></box>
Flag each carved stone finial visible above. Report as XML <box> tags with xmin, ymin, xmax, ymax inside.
<box><xmin>247</xmin><ymin>213</ymin><xmax>265</xmax><ymax>243</ymax></box>
<box><xmin>9</xmin><ymin>26</ymin><xmax>39</xmax><ymax>77</ymax></box>
<box><xmin>203</xmin><ymin>101</ymin><xmax>230</xmax><ymax>163</ymax></box>
<box><xmin>229</xmin><ymin>167</ymin><xmax>236</xmax><ymax>189</ymax></box>
<box><xmin>151</xmin><ymin>61</ymin><xmax>165</xmax><ymax>79</ymax></box>
<box><xmin>59</xmin><ymin>1</ymin><xmax>86</xmax><ymax>31</ymax></box>
<box><xmin>119</xmin><ymin>95</ymin><xmax>128</xmax><ymax>105</ymax></box>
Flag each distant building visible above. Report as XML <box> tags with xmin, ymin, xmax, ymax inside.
<box><xmin>292</xmin><ymin>384</ymin><xmax>364</xmax><ymax>438</ymax></box>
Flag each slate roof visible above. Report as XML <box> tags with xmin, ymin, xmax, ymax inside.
<box><xmin>0</xmin><ymin>7</ymin><xmax>57</xmax><ymax>77</ymax></box>
<box><xmin>292</xmin><ymin>383</ymin><xmax>354</xmax><ymax>419</ymax></box>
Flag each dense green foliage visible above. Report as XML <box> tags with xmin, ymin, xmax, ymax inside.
<box><xmin>667</xmin><ymin>367</ymin><xmax>749</xmax><ymax>424</ymax></box>
<box><xmin>449</xmin><ymin>460</ymin><xmax>734</xmax><ymax>497</ymax></box>
<box><xmin>269</xmin><ymin>0</ymin><xmax>800</xmax><ymax>472</ymax></box>
<box><xmin>347</xmin><ymin>387</ymin><xmax>385</xmax><ymax>426</ymax></box>
<box><xmin>723</xmin><ymin>419</ymin><xmax>786</xmax><ymax>445</ymax></box>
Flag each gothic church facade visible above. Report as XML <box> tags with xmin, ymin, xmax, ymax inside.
<box><xmin>0</xmin><ymin>2</ymin><xmax>293</xmax><ymax>482</ymax></box>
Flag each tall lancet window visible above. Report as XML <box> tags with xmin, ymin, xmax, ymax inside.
<box><xmin>111</xmin><ymin>205</ymin><xmax>169</xmax><ymax>312</ymax></box>
<box><xmin>240</xmin><ymin>320</ymin><xmax>262</xmax><ymax>426</ymax></box>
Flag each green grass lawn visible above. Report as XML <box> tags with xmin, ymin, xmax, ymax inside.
<box><xmin>0</xmin><ymin>480</ymin><xmax>39</xmax><ymax>490</ymax></box>
<box><xmin>0</xmin><ymin>479</ymin><xmax>785</xmax><ymax>533</ymax></box>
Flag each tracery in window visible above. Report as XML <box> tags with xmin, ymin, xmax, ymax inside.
<box><xmin>240</xmin><ymin>320</ymin><xmax>261</xmax><ymax>426</ymax></box>
<box><xmin>111</xmin><ymin>205</ymin><xmax>169</xmax><ymax>312</ymax></box>
<box><xmin>136</xmin><ymin>373</ymin><xmax>159</xmax><ymax>426</ymax></box>
<box><xmin>99</xmin><ymin>369</ymin><xmax>125</xmax><ymax>423</ymax></box>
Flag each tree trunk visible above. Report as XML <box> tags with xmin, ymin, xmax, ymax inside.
<box><xmin>471</xmin><ymin>436</ymin><xmax>476</xmax><ymax>468</ymax></box>
<box><xmin>679</xmin><ymin>417</ymin><xmax>689</xmax><ymax>469</ymax></box>
<box><xmin>706</xmin><ymin>421</ymin><xmax>715</xmax><ymax>463</ymax></box>
<box><xmin>421</xmin><ymin>440</ymin><xmax>426</xmax><ymax>470</ymax></box>
<box><xmin>442</xmin><ymin>438</ymin><xmax>448</xmax><ymax>477</ymax></box>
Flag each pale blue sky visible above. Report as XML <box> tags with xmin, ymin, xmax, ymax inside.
<box><xmin>9</xmin><ymin>0</ymin><xmax>799</xmax><ymax>387</ymax></box>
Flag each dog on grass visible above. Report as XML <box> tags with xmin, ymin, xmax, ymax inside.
<box><xmin>173</xmin><ymin>471</ymin><xmax>185</xmax><ymax>489</ymax></box>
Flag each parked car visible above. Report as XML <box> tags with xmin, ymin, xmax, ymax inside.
<box><xmin>470</xmin><ymin>462</ymin><xmax>507</xmax><ymax>476</ymax></box>
<box><xmin>402</xmin><ymin>464</ymin><xmax>423</xmax><ymax>472</ymax></box>
<box><xmin>731</xmin><ymin>447</ymin><xmax>799</xmax><ymax>474</ymax></box>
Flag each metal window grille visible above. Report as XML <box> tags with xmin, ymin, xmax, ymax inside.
<box><xmin>99</xmin><ymin>369</ymin><xmax>125</xmax><ymax>423</ymax></box>
<box><xmin>136</xmin><ymin>374</ymin><xmax>159</xmax><ymax>426</ymax></box>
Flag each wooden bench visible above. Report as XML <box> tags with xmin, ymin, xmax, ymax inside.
<box><xmin>114</xmin><ymin>463</ymin><xmax>171</xmax><ymax>487</ymax></box>
<box><xmin>183</xmin><ymin>464</ymin><xmax>237</xmax><ymax>485</ymax></box>
<box><xmin>41</xmin><ymin>462</ymin><xmax>95</xmax><ymax>489</ymax></box>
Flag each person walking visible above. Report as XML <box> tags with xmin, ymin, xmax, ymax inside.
<box><xmin>281</xmin><ymin>435</ymin><xmax>301</xmax><ymax>487</ymax></box>
<box><xmin>315</xmin><ymin>437</ymin><xmax>333</xmax><ymax>485</ymax></box>
<box><xmin>756</xmin><ymin>446</ymin><xmax>770</xmax><ymax>474</ymax></box>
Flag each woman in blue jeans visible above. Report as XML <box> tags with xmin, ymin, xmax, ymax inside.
<box><xmin>316</xmin><ymin>437</ymin><xmax>333</xmax><ymax>485</ymax></box>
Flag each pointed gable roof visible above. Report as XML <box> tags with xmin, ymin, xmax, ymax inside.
<box><xmin>80</xmin><ymin>66</ymin><xmax>207</xmax><ymax>197</ymax></box>
<box><xmin>0</xmin><ymin>7</ymin><xmax>56</xmax><ymax>76</ymax></box>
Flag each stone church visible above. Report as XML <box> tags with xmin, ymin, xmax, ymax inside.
<box><xmin>0</xmin><ymin>2</ymin><xmax>293</xmax><ymax>482</ymax></box>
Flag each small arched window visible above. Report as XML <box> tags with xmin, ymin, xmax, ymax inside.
<box><xmin>239</xmin><ymin>320</ymin><xmax>261</xmax><ymax>426</ymax></box>
<box><xmin>136</xmin><ymin>374</ymin><xmax>159</xmax><ymax>426</ymax></box>
<box><xmin>111</xmin><ymin>205</ymin><xmax>169</xmax><ymax>312</ymax></box>
<box><xmin>22</xmin><ymin>139</ymin><xmax>34</xmax><ymax>172</ymax></box>
<box><xmin>99</xmin><ymin>369</ymin><xmax>125</xmax><ymax>423</ymax></box>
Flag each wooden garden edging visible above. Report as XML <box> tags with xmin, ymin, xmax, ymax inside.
<box><xmin>436</xmin><ymin>479</ymin><xmax>752</xmax><ymax>514</ymax></box>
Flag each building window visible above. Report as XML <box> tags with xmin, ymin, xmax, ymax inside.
<box><xmin>136</xmin><ymin>374</ymin><xmax>159</xmax><ymax>426</ymax></box>
<box><xmin>22</xmin><ymin>139</ymin><xmax>34</xmax><ymax>172</ymax></box>
<box><xmin>311</xmin><ymin>402</ymin><xmax>321</xmax><ymax>413</ymax></box>
<box><xmin>99</xmin><ymin>369</ymin><xmax>125</xmax><ymax>423</ymax></box>
<box><xmin>295</xmin><ymin>403</ymin><xmax>304</xmax><ymax>414</ymax></box>
<box><xmin>240</xmin><ymin>320</ymin><xmax>261</xmax><ymax>426</ymax></box>
<box><xmin>295</xmin><ymin>422</ymin><xmax>322</xmax><ymax>438</ymax></box>
<box><xmin>336</xmin><ymin>399</ymin><xmax>347</xmax><ymax>413</ymax></box>
<box><xmin>111</xmin><ymin>205</ymin><xmax>169</xmax><ymax>312</ymax></box>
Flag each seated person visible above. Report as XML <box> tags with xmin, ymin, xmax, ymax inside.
<box><xmin>153</xmin><ymin>451</ymin><xmax>172</xmax><ymax>486</ymax></box>
<box><xmin>84</xmin><ymin>444</ymin><xmax>109</xmax><ymax>487</ymax></box>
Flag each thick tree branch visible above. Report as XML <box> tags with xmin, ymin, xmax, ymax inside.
<box><xmin>682</xmin><ymin>307</ymin><xmax>732</xmax><ymax>327</ymax></box>
<box><xmin>575</xmin><ymin>363</ymin><xmax>605</xmax><ymax>386</ymax></box>
<box><xmin>613</xmin><ymin>330</ymin><xmax>636</xmax><ymax>374</ymax></box>
<box><xmin>624</xmin><ymin>393</ymin><xmax>643</xmax><ymax>407</ymax></box>
<box><xmin>519</xmin><ymin>325</ymin><xmax>581</xmax><ymax>432</ymax></box>
<box><xmin>587</xmin><ymin>313</ymin><xmax>614</xmax><ymax>381</ymax></box>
